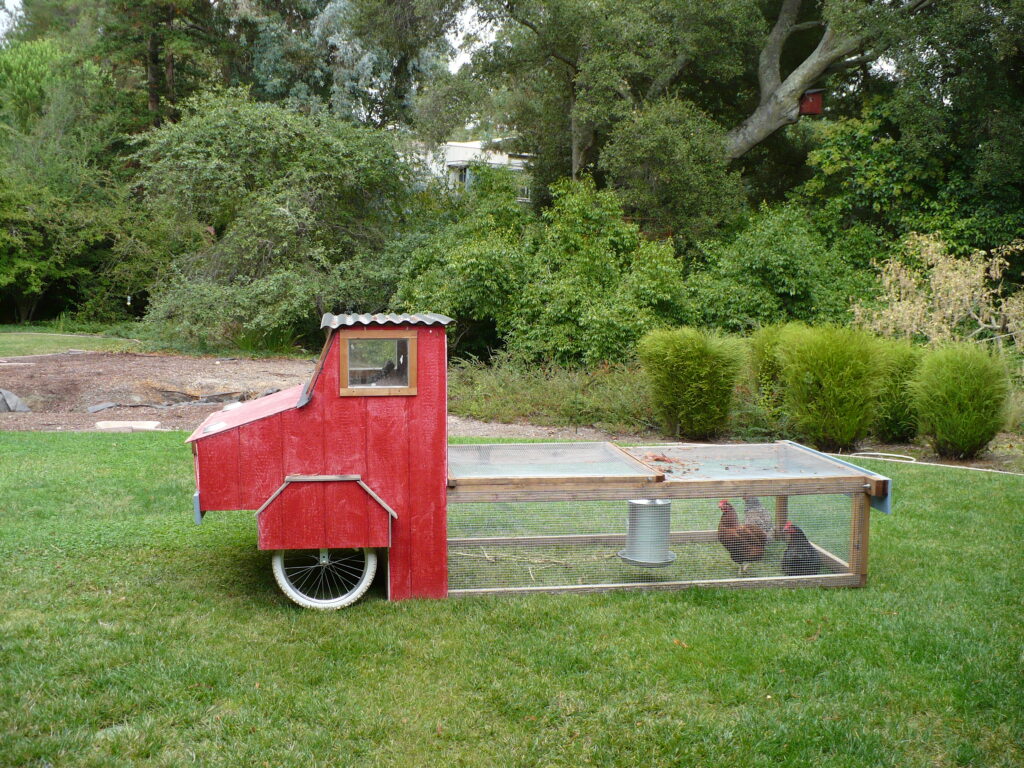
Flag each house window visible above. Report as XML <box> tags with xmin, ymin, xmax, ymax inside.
<box><xmin>516</xmin><ymin>183</ymin><xmax>532</xmax><ymax>202</ymax></box>
<box><xmin>339</xmin><ymin>330</ymin><xmax>418</xmax><ymax>396</ymax></box>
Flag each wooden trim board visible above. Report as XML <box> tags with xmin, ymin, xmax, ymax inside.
<box><xmin>447</xmin><ymin>474</ymin><xmax>869</xmax><ymax>504</ymax></box>
<box><xmin>338</xmin><ymin>328</ymin><xmax>418</xmax><ymax>397</ymax></box>
<box><xmin>448</xmin><ymin>529</ymin><xmax>721</xmax><ymax>548</ymax></box>
<box><xmin>448</xmin><ymin>572</ymin><xmax>863</xmax><ymax>596</ymax></box>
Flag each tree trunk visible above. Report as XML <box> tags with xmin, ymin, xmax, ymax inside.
<box><xmin>165</xmin><ymin>52</ymin><xmax>177</xmax><ymax>121</ymax></box>
<box><xmin>569</xmin><ymin>88</ymin><xmax>594</xmax><ymax>179</ymax></box>
<box><xmin>147</xmin><ymin>32</ymin><xmax>163</xmax><ymax>127</ymax></box>
<box><xmin>15</xmin><ymin>294</ymin><xmax>40</xmax><ymax>324</ymax></box>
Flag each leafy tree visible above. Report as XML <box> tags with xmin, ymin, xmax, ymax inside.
<box><xmin>399</xmin><ymin>173</ymin><xmax>687</xmax><ymax>365</ymax></box>
<box><xmin>682</xmin><ymin>204</ymin><xmax>870</xmax><ymax>332</ymax></box>
<box><xmin>0</xmin><ymin>37</ymin><xmax>147</xmax><ymax>323</ymax></box>
<box><xmin>318</xmin><ymin>0</ymin><xmax>462</xmax><ymax>126</ymax></box>
<box><xmin>600</xmin><ymin>100</ymin><xmax>744</xmax><ymax>242</ymax></box>
<box><xmin>0</xmin><ymin>38</ymin><xmax>68</xmax><ymax>131</ymax></box>
<box><xmin>396</xmin><ymin>165</ymin><xmax>535</xmax><ymax>356</ymax></box>
<box><xmin>504</xmin><ymin>178</ymin><xmax>685</xmax><ymax>366</ymax></box>
<box><xmin>797</xmin><ymin>104</ymin><xmax>1024</xmax><ymax>256</ymax></box>
<box><xmin>137</xmin><ymin>90</ymin><xmax>411</xmax><ymax>348</ymax></box>
<box><xmin>90</xmin><ymin>1</ymin><xmax>238</xmax><ymax>127</ymax></box>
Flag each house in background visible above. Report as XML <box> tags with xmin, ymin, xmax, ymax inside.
<box><xmin>425</xmin><ymin>139</ymin><xmax>532</xmax><ymax>202</ymax></box>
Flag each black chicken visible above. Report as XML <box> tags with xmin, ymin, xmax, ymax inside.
<box><xmin>780</xmin><ymin>521</ymin><xmax>822</xmax><ymax>576</ymax></box>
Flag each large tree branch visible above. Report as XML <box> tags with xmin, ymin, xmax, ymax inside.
<box><xmin>824</xmin><ymin>52</ymin><xmax>879</xmax><ymax>75</ymax></box>
<box><xmin>646</xmin><ymin>51</ymin><xmax>692</xmax><ymax>100</ymax></box>
<box><xmin>726</xmin><ymin>0</ymin><xmax>936</xmax><ymax>160</ymax></box>
<box><xmin>504</xmin><ymin>2</ymin><xmax>577</xmax><ymax>73</ymax></box>
<box><xmin>726</xmin><ymin>25</ymin><xmax>865</xmax><ymax>160</ymax></box>
<box><xmin>757</xmin><ymin>0</ymin><xmax>803</xmax><ymax>104</ymax></box>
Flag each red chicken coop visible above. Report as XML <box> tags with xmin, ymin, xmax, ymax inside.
<box><xmin>189</xmin><ymin>313</ymin><xmax>891</xmax><ymax>609</ymax></box>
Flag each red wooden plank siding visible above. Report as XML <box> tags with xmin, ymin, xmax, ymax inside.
<box><xmin>365</xmin><ymin>393</ymin><xmax>411</xmax><ymax>599</ymax></box>
<box><xmin>279</xmin><ymin>393</ymin><xmax>325</xmax><ymax>537</ymax></box>
<box><xmin>323</xmin><ymin>480</ymin><xmax>370</xmax><ymax>544</ymax></box>
<box><xmin>237</xmin><ymin>414</ymin><xmax>284</xmax><ymax>509</ymax></box>
<box><xmin>196</xmin><ymin>430</ymin><xmax>242</xmax><ymax>510</ymax></box>
<box><xmin>407</xmin><ymin>326</ymin><xmax>449</xmax><ymax>597</ymax></box>
<box><xmin>258</xmin><ymin>483</ymin><xmax>323</xmax><ymax>550</ymax></box>
<box><xmin>258</xmin><ymin>482</ymin><xmax>391</xmax><ymax>550</ymax></box>
<box><xmin>324</xmin><ymin>482</ymin><xmax>389</xmax><ymax>548</ymax></box>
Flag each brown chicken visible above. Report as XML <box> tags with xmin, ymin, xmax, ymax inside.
<box><xmin>717</xmin><ymin>499</ymin><xmax>768</xmax><ymax>576</ymax></box>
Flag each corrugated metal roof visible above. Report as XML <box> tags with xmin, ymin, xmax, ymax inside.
<box><xmin>320</xmin><ymin>312</ymin><xmax>454</xmax><ymax>329</ymax></box>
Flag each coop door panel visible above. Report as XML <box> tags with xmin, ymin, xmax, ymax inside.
<box><xmin>257</xmin><ymin>482</ymin><xmax>390</xmax><ymax>550</ymax></box>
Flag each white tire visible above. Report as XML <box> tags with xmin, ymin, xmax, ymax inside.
<box><xmin>271</xmin><ymin>548</ymin><xmax>377</xmax><ymax>609</ymax></box>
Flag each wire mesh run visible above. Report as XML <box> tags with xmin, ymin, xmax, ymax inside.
<box><xmin>447</xmin><ymin>492</ymin><xmax>858</xmax><ymax>594</ymax></box>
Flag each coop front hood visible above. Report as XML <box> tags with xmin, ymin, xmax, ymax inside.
<box><xmin>186</xmin><ymin>384</ymin><xmax>304</xmax><ymax>442</ymax></box>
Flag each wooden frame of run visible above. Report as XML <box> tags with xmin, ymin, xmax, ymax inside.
<box><xmin>338</xmin><ymin>329</ymin><xmax>418</xmax><ymax>397</ymax></box>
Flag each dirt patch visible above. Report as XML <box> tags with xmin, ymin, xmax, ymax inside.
<box><xmin>0</xmin><ymin>350</ymin><xmax>644</xmax><ymax>441</ymax></box>
<box><xmin>3</xmin><ymin>350</ymin><xmax>1021</xmax><ymax>473</ymax></box>
<box><xmin>0</xmin><ymin>350</ymin><xmax>314</xmax><ymax>432</ymax></box>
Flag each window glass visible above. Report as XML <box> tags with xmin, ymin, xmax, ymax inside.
<box><xmin>347</xmin><ymin>338</ymin><xmax>409</xmax><ymax>388</ymax></box>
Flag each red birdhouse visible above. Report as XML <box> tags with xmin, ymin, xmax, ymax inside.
<box><xmin>188</xmin><ymin>313</ymin><xmax>452</xmax><ymax>606</ymax></box>
<box><xmin>799</xmin><ymin>89</ymin><xmax>824</xmax><ymax>116</ymax></box>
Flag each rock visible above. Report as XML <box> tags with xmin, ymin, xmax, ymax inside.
<box><xmin>87</xmin><ymin>402</ymin><xmax>118</xmax><ymax>414</ymax></box>
<box><xmin>0</xmin><ymin>389</ymin><xmax>30</xmax><ymax>412</ymax></box>
<box><xmin>197</xmin><ymin>391</ymin><xmax>243</xmax><ymax>403</ymax></box>
<box><xmin>95</xmin><ymin>420</ymin><xmax>162</xmax><ymax>432</ymax></box>
<box><xmin>255</xmin><ymin>387</ymin><xmax>281</xmax><ymax>399</ymax></box>
<box><xmin>155</xmin><ymin>389</ymin><xmax>196</xmax><ymax>403</ymax></box>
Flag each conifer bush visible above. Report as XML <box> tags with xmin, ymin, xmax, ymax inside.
<box><xmin>873</xmin><ymin>340</ymin><xmax>922</xmax><ymax>443</ymax></box>
<box><xmin>910</xmin><ymin>344</ymin><xmax>1009</xmax><ymax>458</ymax></box>
<box><xmin>778</xmin><ymin>326</ymin><xmax>882</xmax><ymax>451</ymax></box>
<box><xmin>637</xmin><ymin>327</ymin><xmax>744</xmax><ymax>438</ymax></box>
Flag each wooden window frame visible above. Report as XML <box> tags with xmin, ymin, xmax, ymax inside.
<box><xmin>339</xmin><ymin>329</ymin><xmax>418</xmax><ymax>397</ymax></box>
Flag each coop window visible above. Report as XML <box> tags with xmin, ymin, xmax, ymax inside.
<box><xmin>339</xmin><ymin>330</ymin><xmax>417</xmax><ymax>396</ymax></box>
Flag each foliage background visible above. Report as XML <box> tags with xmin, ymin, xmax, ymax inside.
<box><xmin>1</xmin><ymin>0</ymin><xmax>1023</xmax><ymax>369</ymax></box>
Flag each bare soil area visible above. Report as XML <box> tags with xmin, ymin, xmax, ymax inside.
<box><xmin>3</xmin><ymin>349</ymin><xmax>1021</xmax><ymax>474</ymax></box>
<box><xmin>0</xmin><ymin>350</ymin><xmax>632</xmax><ymax>440</ymax></box>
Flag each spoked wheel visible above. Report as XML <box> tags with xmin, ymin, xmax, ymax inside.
<box><xmin>271</xmin><ymin>548</ymin><xmax>377</xmax><ymax>609</ymax></box>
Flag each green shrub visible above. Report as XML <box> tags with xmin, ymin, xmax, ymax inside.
<box><xmin>637</xmin><ymin>327</ymin><xmax>744</xmax><ymax>438</ymax></box>
<box><xmin>733</xmin><ymin>322</ymin><xmax>807</xmax><ymax>438</ymax></box>
<box><xmin>873</xmin><ymin>340</ymin><xmax>922</xmax><ymax>443</ymax></box>
<box><xmin>682</xmin><ymin>205</ymin><xmax>872</xmax><ymax>332</ymax></box>
<box><xmin>778</xmin><ymin>326</ymin><xmax>882</xmax><ymax>451</ymax></box>
<box><xmin>749</xmin><ymin>322</ymin><xmax>807</xmax><ymax>390</ymax></box>
<box><xmin>910</xmin><ymin>344</ymin><xmax>1009</xmax><ymax>458</ymax></box>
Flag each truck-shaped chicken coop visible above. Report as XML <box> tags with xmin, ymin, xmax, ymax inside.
<box><xmin>189</xmin><ymin>313</ymin><xmax>891</xmax><ymax>609</ymax></box>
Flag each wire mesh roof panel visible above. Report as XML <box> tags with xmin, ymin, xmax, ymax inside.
<box><xmin>448</xmin><ymin>442</ymin><xmax>659</xmax><ymax>480</ymax></box>
<box><xmin>626</xmin><ymin>443</ymin><xmax>866</xmax><ymax>481</ymax></box>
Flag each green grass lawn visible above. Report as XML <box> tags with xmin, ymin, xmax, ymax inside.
<box><xmin>0</xmin><ymin>331</ymin><xmax>139</xmax><ymax>357</ymax></box>
<box><xmin>1</xmin><ymin>432</ymin><xmax>1021</xmax><ymax>767</ymax></box>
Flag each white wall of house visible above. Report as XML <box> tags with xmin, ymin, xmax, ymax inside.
<box><xmin>424</xmin><ymin>140</ymin><xmax>532</xmax><ymax>201</ymax></box>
